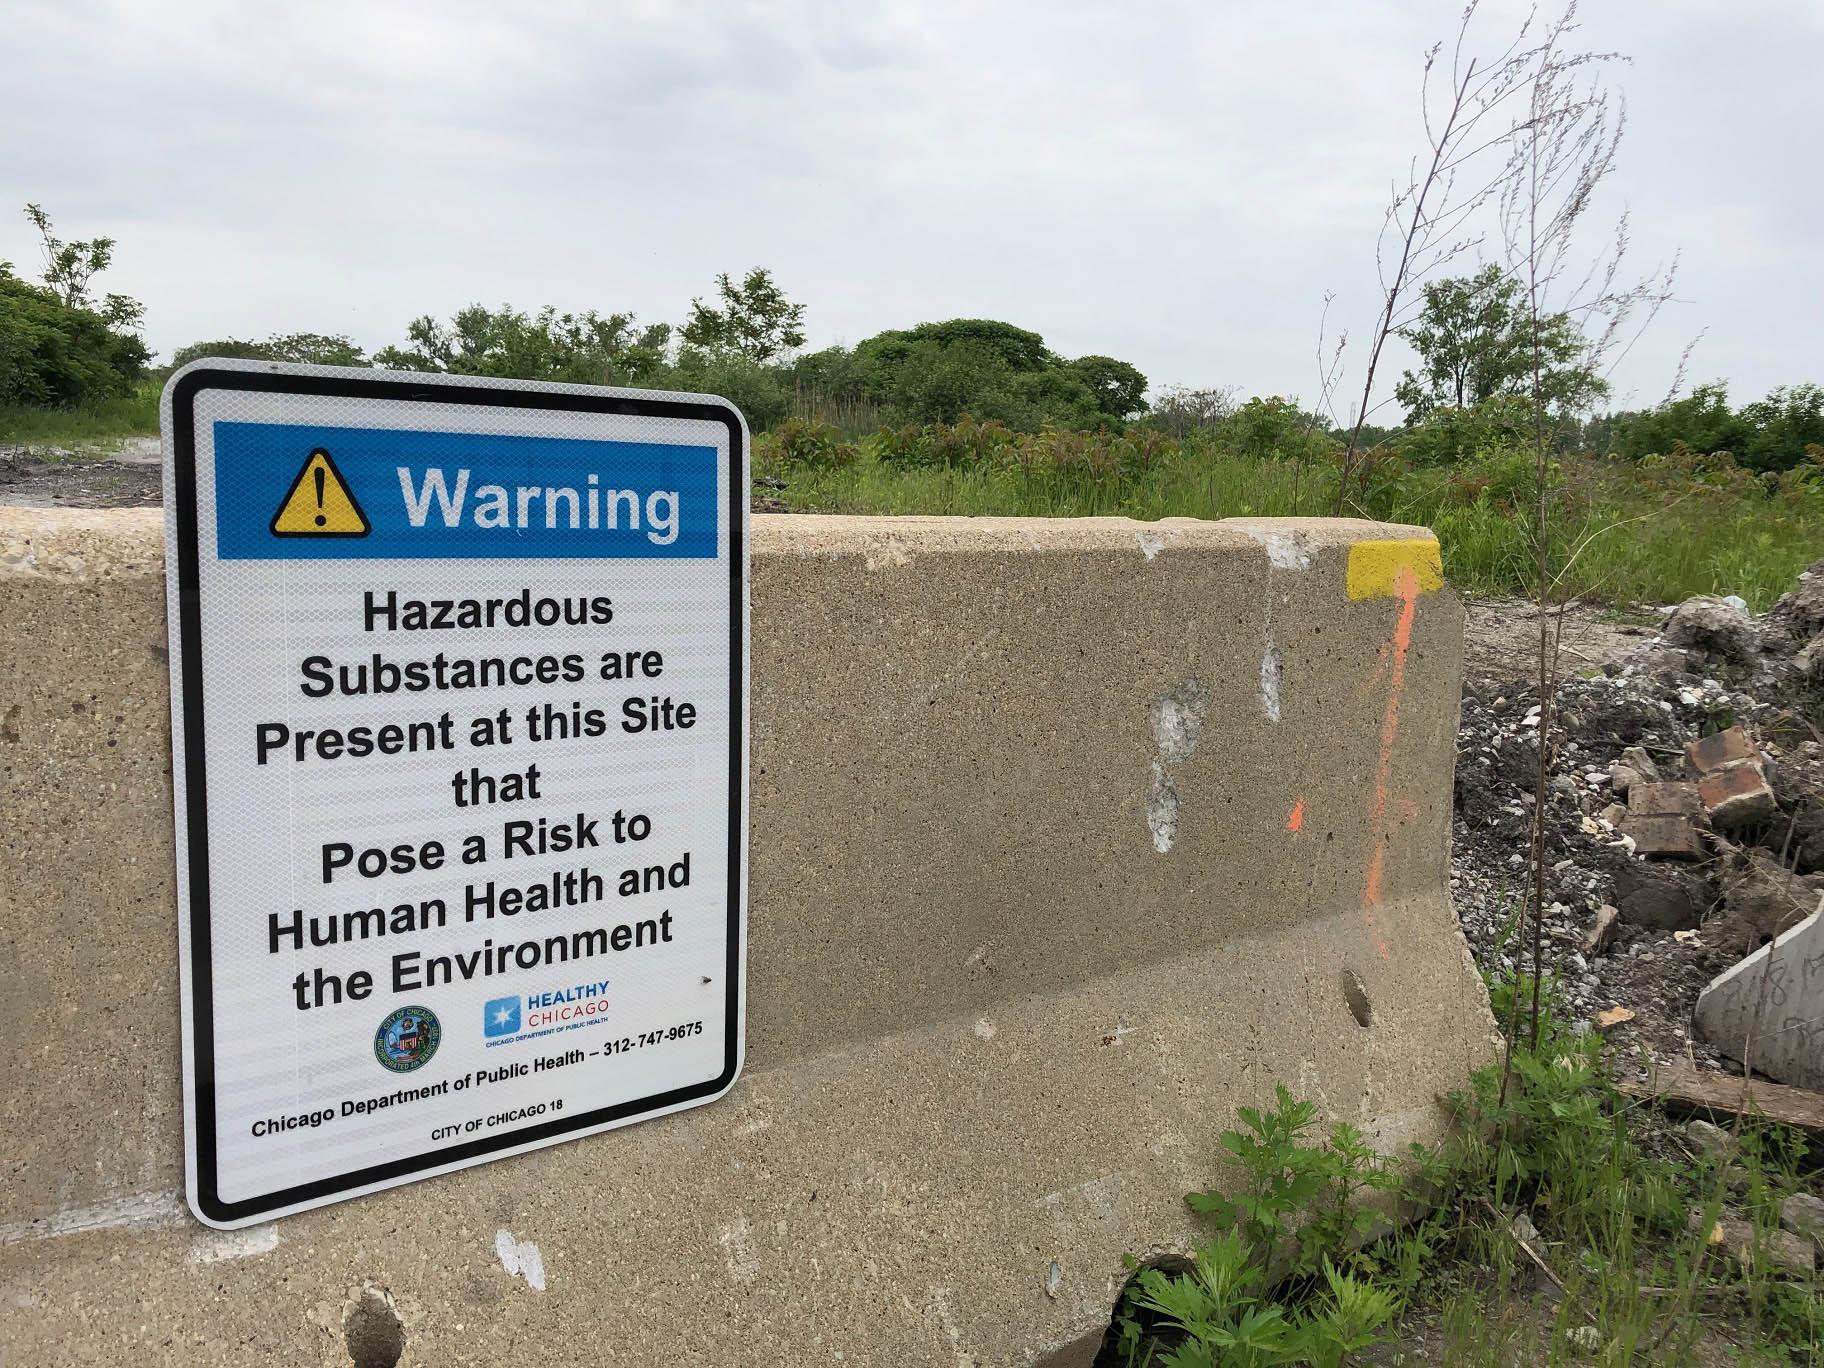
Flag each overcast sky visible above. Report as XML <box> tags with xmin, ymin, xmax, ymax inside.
<box><xmin>4</xmin><ymin>0</ymin><xmax>1817</xmax><ymax>414</ymax></box>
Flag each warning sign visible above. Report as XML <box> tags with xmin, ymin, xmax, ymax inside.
<box><xmin>161</xmin><ymin>362</ymin><xmax>748</xmax><ymax>1228</ymax></box>
<box><xmin>270</xmin><ymin>448</ymin><xmax>370</xmax><ymax>536</ymax></box>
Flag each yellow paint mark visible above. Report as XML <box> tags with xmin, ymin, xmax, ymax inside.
<box><xmin>271</xmin><ymin>448</ymin><xmax>370</xmax><ymax>537</ymax></box>
<box><xmin>1345</xmin><ymin>539</ymin><xmax>1442</xmax><ymax>601</ymax></box>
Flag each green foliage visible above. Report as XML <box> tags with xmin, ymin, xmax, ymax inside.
<box><xmin>22</xmin><ymin>203</ymin><xmax>143</xmax><ymax>329</ymax></box>
<box><xmin>1223</xmin><ymin>397</ymin><xmax>1338</xmax><ymax>464</ymax></box>
<box><xmin>1616</xmin><ymin>381</ymin><xmax>1824</xmax><ymax>473</ymax></box>
<box><xmin>754</xmin><ymin>417</ymin><xmax>857</xmax><ymax>472</ymax></box>
<box><xmin>0</xmin><ymin>263</ymin><xmax>150</xmax><ymax>408</ymax></box>
<box><xmin>1147</xmin><ymin>386</ymin><xmax>1238</xmax><ymax>439</ymax></box>
<box><xmin>1113</xmin><ymin>968</ymin><xmax>1824</xmax><ymax>1366</ymax></box>
<box><xmin>680</xmin><ymin>267</ymin><xmax>805</xmax><ymax>363</ymax></box>
<box><xmin>1394</xmin><ymin>264</ymin><xmax>1606</xmax><ymax>421</ymax></box>
<box><xmin>1117</xmin><ymin>1088</ymin><xmax>1402</xmax><ymax>1366</ymax></box>
<box><xmin>0</xmin><ymin>382</ymin><xmax>157</xmax><ymax>443</ymax></box>
<box><xmin>1394</xmin><ymin>392</ymin><xmax>1535</xmax><ymax>468</ymax></box>
<box><xmin>169</xmin><ymin>332</ymin><xmax>368</xmax><ymax>370</ymax></box>
<box><xmin>853</xmin><ymin>318</ymin><xmax>1146</xmax><ymax>431</ymax></box>
<box><xmin>375</xmin><ymin>304</ymin><xmax>670</xmax><ymax>384</ymax></box>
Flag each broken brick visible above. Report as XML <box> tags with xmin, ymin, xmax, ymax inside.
<box><xmin>1698</xmin><ymin>760</ymin><xmax>1777</xmax><ymax>829</ymax></box>
<box><xmin>1629</xmin><ymin>781</ymin><xmax>1700</xmax><ymax>817</ymax></box>
<box><xmin>1623</xmin><ymin>814</ymin><xmax>1707</xmax><ymax>859</ymax></box>
<box><xmin>1686</xmin><ymin>725</ymin><xmax>1758</xmax><ymax>774</ymax></box>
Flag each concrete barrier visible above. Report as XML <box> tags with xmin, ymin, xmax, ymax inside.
<box><xmin>1</xmin><ymin>507</ymin><xmax>1492</xmax><ymax>1366</ymax></box>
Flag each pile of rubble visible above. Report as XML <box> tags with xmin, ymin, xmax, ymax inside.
<box><xmin>1452</xmin><ymin>559</ymin><xmax>1824</xmax><ymax>1082</ymax></box>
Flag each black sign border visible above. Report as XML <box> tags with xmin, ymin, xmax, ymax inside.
<box><xmin>169</xmin><ymin>366</ymin><xmax>745</xmax><ymax>1225</ymax></box>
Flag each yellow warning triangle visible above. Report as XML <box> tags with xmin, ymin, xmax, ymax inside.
<box><xmin>270</xmin><ymin>448</ymin><xmax>370</xmax><ymax>537</ymax></box>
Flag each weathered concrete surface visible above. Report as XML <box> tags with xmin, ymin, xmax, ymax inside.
<box><xmin>1</xmin><ymin>508</ymin><xmax>1492</xmax><ymax>1366</ymax></box>
<box><xmin>1696</xmin><ymin>894</ymin><xmax>1824</xmax><ymax>1088</ymax></box>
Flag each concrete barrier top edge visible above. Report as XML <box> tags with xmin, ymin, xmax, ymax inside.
<box><xmin>0</xmin><ymin>504</ymin><xmax>1440</xmax><ymax>578</ymax></box>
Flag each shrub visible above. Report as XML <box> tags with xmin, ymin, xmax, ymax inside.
<box><xmin>758</xmin><ymin>417</ymin><xmax>857</xmax><ymax>472</ymax></box>
<box><xmin>0</xmin><ymin>261</ymin><xmax>150</xmax><ymax>407</ymax></box>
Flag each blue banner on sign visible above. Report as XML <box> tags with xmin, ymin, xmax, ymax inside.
<box><xmin>213</xmin><ymin>420</ymin><xmax>719</xmax><ymax>559</ymax></box>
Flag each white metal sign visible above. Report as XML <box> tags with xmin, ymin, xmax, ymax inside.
<box><xmin>162</xmin><ymin>362</ymin><xmax>748</xmax><ymax>1227</ymax></box>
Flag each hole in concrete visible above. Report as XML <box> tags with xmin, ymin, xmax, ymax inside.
<box><xmin>343</xmin><ymin>1286</ymin><xmax>406</xmax><ymax>1368</ymax></box>
<box><xmin>1088</xmin><ymin>1254</ymin><xmax>1196</xmax><ymax>1366</ymax></box>
<box><xmin>1341</xmin><ymin>968</ymin><xmax>1373</xmax><ymax>1028</ymax></box>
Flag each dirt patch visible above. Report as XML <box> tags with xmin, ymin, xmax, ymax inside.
<box><xmin>0</xmin><ymin>438</ymin><xmax>163</xmax><ymax>509</ymax></box>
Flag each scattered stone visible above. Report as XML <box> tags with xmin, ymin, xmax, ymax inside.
<box><xmin>1694</xmin><ymin>895</ymin><xmax>1824</xmax><ymax>1088</ymax></box>
<box><xmin>1692</xmin><ymin>1212</ymin><xmax>1817</xmax><ymax>1276</ymax></box>
<box><xmin>1664</xmin><ymin>595</ymin><xmax>1759</xmax><ymax>663</ymax></box>
<box><xmin>1582</xmin><ymin>904</ymin><xmax>1620</xmax><ymax>955</ymax></box>
<box><xmin>1686</xmin><ymin>1119</ymin><xmax>1736</xmax><ymax>1160</ymax></box>
<box><xmin>1609</xmin><ymin>744</ymin><xmax>1662</xmax><ymax>797</ymax></box>
<box><xmin>1782</xmin><ymin>1193</ymin><xmax>1824</xmax><ymax>1245</ymax></box>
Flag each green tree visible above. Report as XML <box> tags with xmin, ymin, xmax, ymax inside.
<box><xmin>1067</xmin><ymin>355</ymin><xmax>1148</xmax><ymax>420</ymax></box>
<box><xmin>375</xmin><ymin>305</ymin><xmax>669</xmax><ymax>384</ymax></box>
<box><xmin>0</xmin><ymin>261</ymin><xmax>151</xmax><ymax>406</ymax></box>
<box><xmin>1394</xmin><ymin>265</ymin><xmax>1604</xmax><ymax>421</ymax></box>
<box><xmin>680</xmin><ymin>267</ymin><xmax>805</xmax><ymax>363</ymax></box>
<box><xmin>170</xmin><ymin>332</ymin><xmax>369</xmax><ymax>370</ymax></box>
<box><xmin>1615</xmin><ymin>381</ymin><xmax>1824</xmax><ymax>473</ymax></box>
<box><xmin>0</xmin><ymin>205</ymin><xmax>150</xmax><ymax>407</ymax></box>
<box><xmin>854</xmin><ymin>319</ymin><xmax>1146</xmax><ymax>430</ymax></box>
<box><xmin>23</xmin><ymin>203</ymin><xmax>143</xmax><ymax>330</ymax></box>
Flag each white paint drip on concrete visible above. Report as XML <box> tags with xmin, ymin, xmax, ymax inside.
<box><xmin>1259</xmin><ymin>637</ymin><xmax>1283</xmax><ymax>722</ymax></box>
<box><xmin>717</xmin><ymin>1215</ymin><xmax>759</xmax><ymax>1285</ymax></box>
<box><xmin>1147</xmin><ymin>680</ymin><xmax>1209</xmax><ymax>852</ymax></box>
<box><xmin>495</xmin><ymin>1229</ymin><xmax>548</xmax><ymax>1291</ymax></box>
<box><xmin>1241</xmin><ymin>527</ymin><xmax>1313</xmax><ymax>571</ymax></box>
<box><xmin>0</xmin><ymin>1190</ymin><xmax>185</xmax><ymax>1245</ymax></box>
<box><xmin>1136</xmin><ymin>531</ymin><xmax>1165</xmax><ymax>561</ymax></box>
<box><xmin>1150</xmin><ymin>681</ymin><xmax>1209</xmax><ymax>764</ymax></box>
<box><xmin>1147</xmin><ymin>760</ymin><xmax>1179</xmax><ymax>854</ymax></box>
<box><xmin>188</xmin><ymin>1223</ymin><xmax>278</xmax><ymax>1264</ymax></box>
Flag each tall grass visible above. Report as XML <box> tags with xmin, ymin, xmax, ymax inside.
<box><xmin>0</xmin><ymin>383</ymin><xmax>159</xmax><ymax>446</ymax></box>
<box><xmin>768</xmin><ymin>432</ymin><xmax>1822</xmax><ymax>610</ymax></box>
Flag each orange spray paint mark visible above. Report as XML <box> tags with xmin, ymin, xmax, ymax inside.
<box><xmin>1286</xmin><ymin>797</ymin><xmax>1306</xmax><ymax>833</ymax></box>
<box><xmin>1360</xmin><ymin>564</ymin><xmax>1419</xmax><ymax>960</ymax></box>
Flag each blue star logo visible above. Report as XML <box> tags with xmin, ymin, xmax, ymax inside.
<box><xmin>484</xmin><ymin>996</ymin><xmax>521</xmax><ymax>1038</ymax></box>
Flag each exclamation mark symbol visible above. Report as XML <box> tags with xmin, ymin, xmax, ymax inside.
<box><xmin>313</xmin><ymin>463</ymin><xmax>327</xmax><ymax>526</ymax></box>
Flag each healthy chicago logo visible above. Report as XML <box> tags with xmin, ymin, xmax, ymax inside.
<box><xmin>484</xmin><ymin>980</ymin><xmax>612</xmax><ymax>1043</ymax></box>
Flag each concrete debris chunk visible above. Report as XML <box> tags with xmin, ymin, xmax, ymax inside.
<box><xmin>1608</xmin><ymin>744</ymin><xmax>1662</xmax><ymax>797</ymax></box>
<box><xmin>1581</xmin><ymin>904</ymin><xmax>1620</xmax><ymax>955</ymax></box>
<box><xmin>1622</xmin><ymin>781</ymin><xmax>1706</xmax><ymax>860</ymax></box>
<box><xmin>1694</xmin><ymin>893</ymin><xmax>1824</xmax><ymax>1089</ymax></box>
<box><xmin>1663</xmin><ymin>595</ymin><xmax>1760</xmax><ymax>663</ymax></box>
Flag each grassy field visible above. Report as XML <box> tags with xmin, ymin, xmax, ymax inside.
<box><xmin>767</xmin><ymin>437</ymin><xmax>1821</xmax><ymax>612</ymax></box>
<box><xmin>0</xmin><ymin>384</ymin><xmax>159</xmax><ymax>446</ymax></box>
